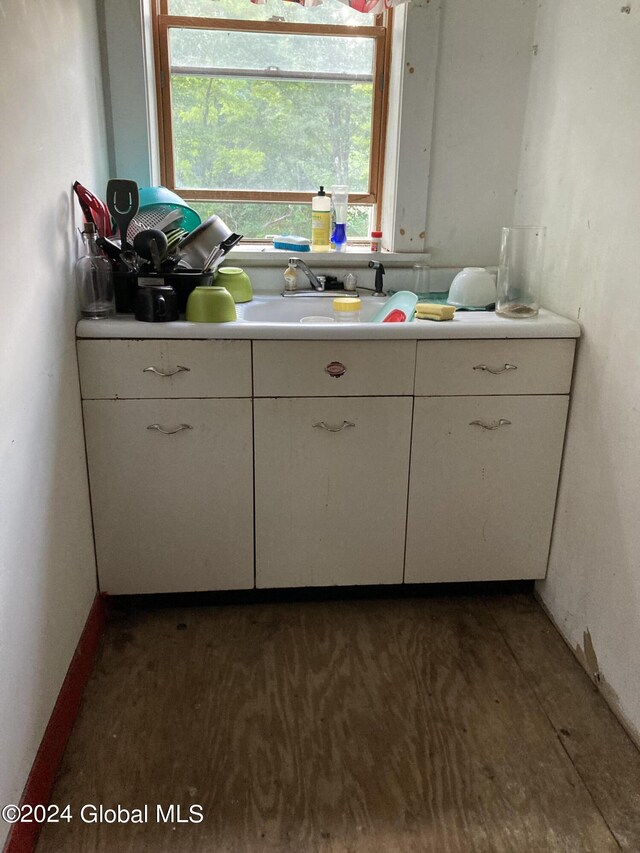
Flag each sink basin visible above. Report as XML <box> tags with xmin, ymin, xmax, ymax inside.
<box><xmin>236</xmin><ymin>295</ymin><xmax>386</xmax><ymax>324</ymax></box>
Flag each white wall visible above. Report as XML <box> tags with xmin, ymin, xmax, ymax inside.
<box><xmin>424</xmin><ymin>0</ymin><xmax>537</xmax><ymax>266</ymax></box>
<box><xmin>0</xmin><ymin>1</ymin><xmax>108</xmax><ymax>844</ymax></box>
<box><xmin>515</xmin><ymin>0</ymin><xmax>640</xmax><ymax>742</ymax></box>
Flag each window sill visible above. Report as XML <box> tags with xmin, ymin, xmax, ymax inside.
<box><xmin>229</xmin><ymin>244</ymin><xmax>431</xmax><ymax>269</ymax></box>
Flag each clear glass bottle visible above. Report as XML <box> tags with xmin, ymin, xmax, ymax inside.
<box><xmin>76</xmin><ymin>222</ymin><xmax>115</xmax><ymax>319</ymax></box>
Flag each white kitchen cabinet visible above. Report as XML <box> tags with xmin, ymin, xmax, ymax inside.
<box><xmin>83</xmin><ymin>398</ymin><xmax>253</xmax><ymax>594</ymax></box>
<box><xmin>77</xmin><ymin>317</ymin><xmax>579</xmax><ymax>593</ymax></box>
<box><xmin>405</xmin><ymin>395</ymin><xmax>570</xmax><ymax>583</ymax></box>
<box><xmin>254</xmin><ymin>397</ymin><xmax>413</xmax><ymax>588</ymax></box>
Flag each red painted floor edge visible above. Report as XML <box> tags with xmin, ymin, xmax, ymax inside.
<box><xmin>3</xmin><ymin>593</ymin><xmax>108</xmax><ymax>853</ymax></box>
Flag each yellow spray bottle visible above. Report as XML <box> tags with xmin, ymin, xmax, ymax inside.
<box><xmin>311</xmin><ymin>186</ymin><xmax>331</xmax><ymax>252</ymax></box>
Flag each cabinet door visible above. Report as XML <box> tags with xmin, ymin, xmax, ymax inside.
<box><xmin>83</xmin><ymin>399</ymin><xmax>253</xmax><ymax>593</ymax></box>
<box><xmin>255</xmin><ymin>397</ymin><xmax>413</xmax><ymax>588</ymax></box>
<box><xmin>405</xmin><ymin>396</ymin><xmax>569</xmax><ymax>583</ymax></box>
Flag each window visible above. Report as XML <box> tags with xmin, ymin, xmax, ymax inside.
<box><xmin>153</xmin><ymin>0</ymin><xmax>392</xmax><ymax>240</ymax></box>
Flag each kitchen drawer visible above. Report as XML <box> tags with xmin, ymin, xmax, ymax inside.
<box><xmin>77</xmin><ymin>339</ymin><xmax>252</xmax><ymax>399</ymax></box>
<box><xmin>414</xmin><ymin>339</ymin><xmax>575</xmax><ymax>396</ymax></box>
<box><xmin>253</xmin><ymin>341</ymin><xmax>416</xmax><ymax>397</ymax></box>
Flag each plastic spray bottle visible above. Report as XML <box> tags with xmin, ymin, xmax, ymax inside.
<box><xmin>311</xmin><ymin>187</ymin><xmax>331</xmax><ymax>252</ymax></box>
<box><xmin>331</xmin><ymin>185</ymin><xmax>348</xmax><ymax>252</ymax></box>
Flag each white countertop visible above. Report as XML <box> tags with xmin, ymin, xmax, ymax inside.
<box><xmin>77</xmin><ymin>301</ymin><xmax>580</xmax><ymax>340</ymax></box>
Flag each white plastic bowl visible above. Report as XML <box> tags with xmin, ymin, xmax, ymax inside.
<box><xmin>448</xmin><ymin>267</ymin><xmax>496</xmax><ymax>309</ymax></box>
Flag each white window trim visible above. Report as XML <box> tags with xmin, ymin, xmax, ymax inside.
<box><xmin>381</xmin><ymin>0</ymin><xmax>440</xmax><ymax>253</ymax></box>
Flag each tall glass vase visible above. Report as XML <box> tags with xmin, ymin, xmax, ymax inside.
<box><xmin>496</xmin><ymin>226</ymin><xmax>546</xmax><ymax>319</ymax></box>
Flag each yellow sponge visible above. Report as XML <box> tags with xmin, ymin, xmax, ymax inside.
<box><xmin>415</xmin><ymin>303</ymin><xmax>456</xmax><ymax>321</ymax></box>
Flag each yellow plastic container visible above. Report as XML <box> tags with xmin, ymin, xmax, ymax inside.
<box><xmin>333</xmin><ymin>297</ymin><xmax>361</xmax><ymax>323</ymax></box>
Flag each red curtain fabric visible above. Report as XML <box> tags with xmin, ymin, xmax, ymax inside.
<box><xmin>251</xmin><ymin>0</ymin><xmax>407</xmax><ymax>13</ymax></box>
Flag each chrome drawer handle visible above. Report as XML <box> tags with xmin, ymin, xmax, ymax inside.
<box><xmin>143</xmin><ymin>365</ymin><xmax>190</xmax><ymax>377</ymax></box>
<box><xmin>473</xmin><ymin>363</ymin><xmax>517</xmax><ymax>374</ymax></box>
<box><xmin>469</xmin><ymin>419</ymin><xmax>512</xmax><ymax>431</ymax></box>
<box><xmin>147</xmin><ymin>423</ymin><xmax>193</xmax><ymax>435</ymax></box>
<box><xmin>325</xmin><ymin>361</ymin><xmax>347</xmax><ymax>378</ymax></box>
<box><xmin>313</xmin><ymin>420</ymin><xmax>355</xmax><ymax>433</ymax></box>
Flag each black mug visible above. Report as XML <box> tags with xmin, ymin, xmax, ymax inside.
<box><xmin>135</xmin><ymin>285</ymin><xmax>178</xmax><ymax>323</ymax></box>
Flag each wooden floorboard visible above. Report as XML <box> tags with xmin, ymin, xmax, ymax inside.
<box><xmin>35</xmin><ymin>595</ymin><xmax>635</xmax><ymax>852</ymax></box>
<box><xmin>484</xmin><ymin>593</ymin><xmax>640</xmax><ymax>850</ymax></box>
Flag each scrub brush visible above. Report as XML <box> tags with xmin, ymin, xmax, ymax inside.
<box><xmin>271</xmin><ymin>235</ymin><xmax>311</xmax><ymax>252</ymax></box>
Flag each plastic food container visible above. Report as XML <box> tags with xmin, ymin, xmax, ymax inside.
<box><xmin>333</xmin><ymin>297</ymin><xmax>361</xmax><ymax>322</ymax></box>
<box><xmin>383</xmin><ymin>308</ymin><xmax>407</xmax><ymax>323</ymax></box>
<box><xmin>370</xmin><ymin>291</ymin><xmax>418</xmax><ymax>323</ymax></box>
<box><xmin>300</xmin><ymin>316</ymin><xmax>335</xmax><ymax>324</ymax></box>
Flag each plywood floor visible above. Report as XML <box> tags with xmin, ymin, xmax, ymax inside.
<box><xmin>36</xmin><ymin>593</ymin><xmax>640</xmax><ymax>852</ymax></box>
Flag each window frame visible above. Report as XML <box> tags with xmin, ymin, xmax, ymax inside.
<box><xmin>152</xmin><ymin>0</ymin><xmax>392</xmax><ymax>230</ymax></box>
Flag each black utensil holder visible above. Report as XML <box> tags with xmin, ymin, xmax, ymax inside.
<box><xmin>114</xmin><ymin>270</ymin><xmax>214</xmax><ymax>314</ymax></box>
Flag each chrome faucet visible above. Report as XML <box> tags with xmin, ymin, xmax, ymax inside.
<box><xmin>288</xmin><ymin>257</ymin><xmax>326</xmax><ymax>292</ymax></box>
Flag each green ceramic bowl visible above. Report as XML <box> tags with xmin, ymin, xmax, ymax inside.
<box><xmin>215</xmin><ymin>267</ymin><xmax>253</xmax><ymax>303</ymax></box>
<box><xmin>185</xmin><ymin>286</ymin><xmax>237</xmax><ymax>323</ymax></box>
